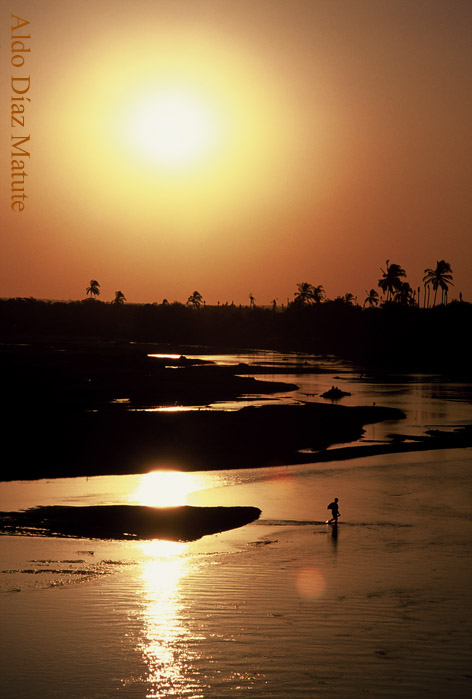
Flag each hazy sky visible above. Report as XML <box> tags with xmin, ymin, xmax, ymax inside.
<box><xmin>2</xmin><ymin>0</ymin><xmax>471</xmax><ymax>305</ymax></box>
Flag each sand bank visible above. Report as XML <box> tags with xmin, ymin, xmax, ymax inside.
<box><xmin>3</xmin><ymin>402</ymin><xmax>406</xmax><ymax>480</ymax></box>
<box><xmin>0</xmin><ymin>504</ymin><xmax>261</xmax><ymax>541</ymax></box>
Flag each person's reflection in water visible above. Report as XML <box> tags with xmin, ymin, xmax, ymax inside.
<box><xmin>330</xmin><ymin>521</ymin><xmax>339</xmax><ymax>549</ymax></box>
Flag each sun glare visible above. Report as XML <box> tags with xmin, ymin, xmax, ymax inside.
<box><xmin>128</xmin><ymin>89</ymin><xmax>219</xmax><ymax>169</ymax></box>
<box><xmin>134</xmin><ymin>470</ymin><xmax>204</xmax><ymax>508</ymax></box>
<box><xmin>38</xmin><ymin>27</ymin><xmax>303</xmax><ymax>234</ymax></box>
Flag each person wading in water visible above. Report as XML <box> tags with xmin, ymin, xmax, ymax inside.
<box><xmin>327</xmin><ymin>497</ymin><xmax>340</xmax><ymax>524</ymax></box>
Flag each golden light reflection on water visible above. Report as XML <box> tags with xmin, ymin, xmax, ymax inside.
<box><xmin>138</xmin><ymin>541</ymin><xmax>202</xmax><ymax>698</ymax></box>
<box><xmin>133</xmin><ymin>471</ymin><xmax>206</xmax><ymax>508</ymax></box>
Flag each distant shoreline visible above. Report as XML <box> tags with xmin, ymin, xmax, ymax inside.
<box><xmin>1</xmin><ymin>297</ymin><xmax>471</xmax><ymax>374</ymax></box>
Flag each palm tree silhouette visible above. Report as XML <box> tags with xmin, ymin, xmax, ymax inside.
<box><xmin>363</xmin><ymin>289</ymin><xmax>379</xmax><ymax>308</ymax></box>
<box><xmin>393</xmin><ymin>281</ymin><xmax>415</xmax><ymax>305</ymax></box>
<box><xmin>86</xmin><ymin>280</ymin><xmax>100</xmax><ymax>299</ymax></box>
<box><xmin>249</xmin><ymin>293</ymin><xmax>255</xmax><ymax>308</ymax></box>
<box><xmin>186</xmin><ymin>291</ymin><xmax>204</xmax><ymax>308</ymax></box>
<box><xmin>378</xmin><ymin>261</ymin><xmax>406</xmax><ymax>302</ymax></box>
<box><xmin>294</xmin><ymin>282</ymin><xmax>325</xmax><ymax>306</ymax></box>
<box><xmin>113</xmin><ymin>290</ymin><xmax>126</xmax><ymax>305</ymax></box>
<box><xmin>423</xmin><ymin>261</ymin><xmax>454</xmax><ymax>306</ymax></box>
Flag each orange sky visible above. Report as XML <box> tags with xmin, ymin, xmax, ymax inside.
<box><xmin>1</xmin><ymin>0</ymin><xmax>471</xmax><ymax>305</ymax></box>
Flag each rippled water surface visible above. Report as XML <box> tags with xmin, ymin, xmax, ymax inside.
<box><xmin>1</xmin><ymin>352</ymin><xmax>471</xmax><ymax>698</ymax></box>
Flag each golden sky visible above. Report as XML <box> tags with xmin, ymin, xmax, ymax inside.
<box><xmin>1</xmin><ymin>0</ymin><xmax>471</xmax><ymax>305</ymax></box>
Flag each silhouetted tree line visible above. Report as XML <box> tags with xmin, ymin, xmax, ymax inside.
<box><xmin>80</xmin><ymin>260</ymin><xmax>456</xmax><ymax>311</ymax></box>
<box><xmin>0</xmin><ymin>294</ymin><xmax>470</xmax><ymax>373</ymax></box>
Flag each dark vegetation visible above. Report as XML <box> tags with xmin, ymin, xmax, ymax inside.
<box><xmin>1</xmin><ymin>295</ymin><xmax>470</xmax><ymax>373</ymax></box>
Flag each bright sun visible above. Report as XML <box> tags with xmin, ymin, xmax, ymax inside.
<box><xmin>128</xmin><ymin>89</ymin><xmax>220</xmax><ymax>169</ymax></box>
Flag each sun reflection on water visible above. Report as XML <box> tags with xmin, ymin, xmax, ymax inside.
<box><xmin>133</xmin><ymin>470</ymin><xmax>206</xmax><ymax>507</ymax></box>
<box><xmin>138</xmin><ymin>540</ymin><xmax>203</xmax><ymax>698</ymax></box>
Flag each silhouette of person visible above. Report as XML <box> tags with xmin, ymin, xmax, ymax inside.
<box><xmin>327</xmin><ymin>497</ymin><xmax>340</xmax><ymax>524</ymax></box>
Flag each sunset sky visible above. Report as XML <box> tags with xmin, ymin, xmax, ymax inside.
<box><xmin>2</xmin><ymin>0</ymin><xmax>471</xmax><ymax>305</ymax></box>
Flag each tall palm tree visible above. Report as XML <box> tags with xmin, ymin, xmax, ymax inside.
<box><xmin>249</xmin><ymin>293</ymin><xmax>255</xmax><ymax>308</ymax></box>
<box><xmin>313</xmin><ymin>285</ymin><xmax>326</xmax><ymax>303</ymax></box>
<box><xmin>113</xmin><ymin>290</ymin><xmax>126</xmax><ymax>305</ymax></box>
<box><xmin>378</xmin><ymin>260</ymin><xmax>406</xmax><ymax>302</ymax></box>
<box><xmin>363</xmin><ymin>289</ymin><xmax>379</xmax><ymax>308</ymax></box>
<box><xmin>86</xmin><ymin>280</ymin><xmax>100</xmax><ymax>299</ymax></box>
<box><xmin>186</xmin><ymin>290</ymin><xmax>204</xmax><ymax>308</ymax></box>
<box><xmin>294</xmin><ymin>282</ymin><xmax>325</xmax><ymax>306</ymax></box>
<box><xmin>423</xmin><ymin>281</ymin><xmax>431</xmax><ymax>308</ymax></box>
<box><xmin>423</xmin><ymin>260</ymin><xmax>454</xmax><ymax>306</ymax></box>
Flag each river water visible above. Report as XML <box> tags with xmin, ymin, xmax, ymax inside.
<box><xmin>1</xmin><ymin>351</ymin><xmax>471</xmax><ymax>698</ymax></box>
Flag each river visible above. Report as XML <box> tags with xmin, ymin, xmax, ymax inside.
<box><xmin>1</xmin><ymin>351</ymin><xmax>471</xmax><ymax>698</ymax></box>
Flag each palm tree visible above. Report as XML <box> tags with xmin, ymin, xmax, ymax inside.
<box><xmin>186</xmin><ymin>290</ymin><xmax>204</xmax><ymax>308</ymax></box>
<box><xmin>294</xmin><ymin>283</ymin><xmax>314</xmax><ymax>306</ymax></box>
<box><xmin>423</xmin><ymin>260</ymin><xmax>454</xmax><ymax>306</ymax></box>
<box><xmin>249</xmin><ymin>293</ymin><xmax>255</xmax><ymax>308</ymax></box>
<box><xmin>363</xmin><ymin>289</ymin><xmax>379</xmax><ymax>308</ymax></box>
<box><xmin>393</xmin><ymin>281</ymin><xmax>415</xmax><ymax>306</ymax></box>
<box><xmin>113</xmin><ymin>290</ymin><xmax>126</xmax><ymax>305</ymax></box>
<box><xmin>294</xmin><ymin>282</ymin><xmax>325</xmax><ymax>306</ymax></box>
<box><xmin>378</xmin><ymin>260</ymin><xmax>406</xmax><ymax>302</ymax></box>
<box><xmin>423</xmin><ymin>280</ymin><xmax>431</xmax><ymax>308</ymax></box>
<box><xmin>313</xmin><ymin>285</ymin><xmax>326</xmax><ymax>303</ymax></box>
<box><xmin>86</xmin><ymin>279</ymin><xmax>100</xmax><ymax>299</ymax></box>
